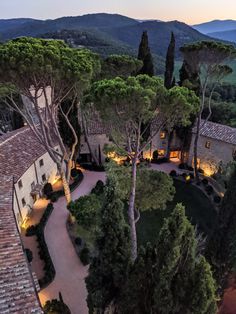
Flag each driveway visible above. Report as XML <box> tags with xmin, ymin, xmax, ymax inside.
<box><xmin>39</xmin><ymin>171</ymin><xmax>106</xmax><ymax>314</ymax></box>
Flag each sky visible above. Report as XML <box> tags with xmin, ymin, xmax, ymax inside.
<box><xmin>1</xmin><ymin>0</ymin><xmax>236</xmax><ymax>24</ymax></box>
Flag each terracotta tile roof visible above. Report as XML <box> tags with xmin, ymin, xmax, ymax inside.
<box><xmin>192</xmin><ymin>120</ymin><xmax>236</xmax><ymax>145</ymax></box>
<box><xmin>84</xmin><ymin>110</ymin><xmax>109</xmax><ymax>135</ymax></box>
<box><xmin>0</xmin><ymin>127</ymin><xmax>56</xmax><ymax>182</ymax></box>
<box><xmin>0</xmin><ymin>176</ymin><xmax>43</xmax><ymax>314</ymax></box>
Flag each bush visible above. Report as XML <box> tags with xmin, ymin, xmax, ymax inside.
<box><xmin>71</xmin><ymin>168</ymin><xmax>80</xmax><ymax>178</ymax></box>
<box><xmin>80</xmin><ymin>163</ymin><xmax>105</xmax><ymax>172</ymax></box>
<box><xmin>25</xmin><ymin>248</ymin><xmax>33</xmax><ymax>263</ymax></box>
<box><xmin>214</xmin><ymin>195</ymin><xmax>222</xmax><ymax>204</ymax></box>
<box><xmin>169</xmin><ymin>170</ymin><xmax>177</xmax><ymax>177</ymax></box>
<box><xmin>26</xmin><ymin>224</ymin><xmax>38</xmax><ymax>236</ymax></box>
<box><xmin>50</xmin><ymin>193</ymin><xmax>59</xmax><ymax>203</ymax></box>
<box><xmin>26</xmin><ymin>202</ymin><xmax>55</xmax><ymax>288</ymax></box>
<box><xmin>202</xmin><ymin>178</ymin><xmax>208</xmax><ymax>186</ymax></box>
<box><xmin>205</xmin><ymin>185</ymin><xmax>214</xmax><ymax>195</ymax></box>
<box><xmin>152</xmin><ymin>157</ymin><xmax>169</xmax><ymax>164</ymax></box>
<box><xmin>179</xmin><ymin>163</ymin><xmax>188</xmax><ymax>170</ymax></box>
<box><xmin>152</xmin><ymin>150</ymin><xmax>158</xmax><ymax>161</ymax></box>
<box><xmin>43</xmin><ymin>296</ymin><xmax>71</xmax><ymax>314</ymax></box>
<box><xmin>75</xmin><ymin>237</ymin><xmax>82</xmax><ymax>246</ymax></box>
<box><xmin>68</xmin><ymin>194</ymin><xmax>101</xmax><ymax>228</ymax></box>
<box><xmin>91</xmin><ymin>180</ymin><xmax>104</xmax><ymax>195</ymax></box>
<box><xmin>79</xmin><ymin>246</ymin><xmax>90</xmax><ymax>266</ymax></box>
<box><xmin>43</xmin><ymin>182</ymin><xmax>53</xmax><ymax>198</ymax></box>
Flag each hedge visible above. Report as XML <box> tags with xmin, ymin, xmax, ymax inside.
<box><xmin>26</xmin><ymin>203</ymin><xmax>55</xmax><ymax>288</ymax></box>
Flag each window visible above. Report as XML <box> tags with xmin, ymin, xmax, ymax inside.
<box><xmin>18</xmin><ymin>180</ymin><xmax>23</xmax><ymax>189</ymax></box>
<box><xmin>160</xmin><ymin>131</ymin><xmax>166</xmax><ymax>139</ymax></box>
<box><xmin>158</xmin><ymin>149</ymin><xmax>166</xmax><ymax>157</ymax></box>
<box><xmin>42</xmin><ymin>174</ymin><xmax>46</xmax><ymax>182</ymax></box>
<box><xmin>22</xmin><ymin>198</ymin><xmax>26</xmax><ymax>207</ymax></box>
<box><xmin>31</xmin><ymin>181</ymin><xmax>35</xmax><ymax>190</ymax></box>
<box><xmin>39</xmin><ymin>159</ymin><xmax>44</xmax><ymax>167</ymax></box>
<box><xmin>205</xmin><ymin>141</ymin><xmax>211</xmax><ymax>149</ymax></box>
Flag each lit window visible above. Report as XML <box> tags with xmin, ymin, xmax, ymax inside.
<box><xmin>160</xmin><ymin>131</ymin><xmax>166</xmax><ymax>139</ymax></box>
<box><xmin>18</xmin><ymin>180</ymin><xmax>23</xmax><ymax>189</ymax></box>
<box><xmin>39</xmin><ymin>159</ymin><xmax>44</xmax><ymax>167</ymax></box>
<box><xmin>158</xmin><ymin>149</ymin><xmax>166</xmax><ymax>157</ymax></box>
<box><xmin>205</xmin><ymin>141</ymin><xmax>211</xmax><ymax>149</ymax></box>
<box><xmin>42</xmin><ymin>174</ymin><xmax>46</xmax><ymax>182</ymax></box>
<box><xmin>22</xmin><ymin>198</ymin><xmax>26</xmax><ymax>207</ymax></box>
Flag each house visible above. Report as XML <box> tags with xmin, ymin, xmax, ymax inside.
<box><xmin>0</xmin><ymin>177</ymin><xmax>43</xmax><ymax>313</ymax></box>
<box><xmin>188</xmin><ymin>120</ymin><xmax>236</xmax><ymax>176</ymax></box>
<box><xmin>0</xmin><ymin>127</ymin><xmax>60</xmax><ymax>229</ymax></box>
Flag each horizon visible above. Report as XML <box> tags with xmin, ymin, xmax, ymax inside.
<box><xmin>1</xmin><ymin>12</ymin><xmax>236</xmax><ymax>26</ymax></box>
<box><xmin>1</xmin><ymin>0</ymin><xmax>236</xmax><ymax>24</ymax></box>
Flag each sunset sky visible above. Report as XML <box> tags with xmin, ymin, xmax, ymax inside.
<box><xmin>1</xmin><ymin>0</ymin><xmax>236</xmax><ymax>24</ymax></box>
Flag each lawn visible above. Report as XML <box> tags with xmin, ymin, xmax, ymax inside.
<box><xmin>137</xmin><ymin>179</ymin><xmax>217</xmax><ymax>246</ymax></box>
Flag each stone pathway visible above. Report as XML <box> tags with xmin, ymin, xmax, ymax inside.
<box><xmin>38</xmin><ymin>171</ymin><xmax>106</xmax><ymax>314</ymax></box>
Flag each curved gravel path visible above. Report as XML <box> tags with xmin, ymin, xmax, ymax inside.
<box><xmin>39</xmin><ymin>171</ymin><xmax>106</xmax><ymax>314</ymax></box>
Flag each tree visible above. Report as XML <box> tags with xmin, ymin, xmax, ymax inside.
<box><xmin>164</xmin><ymin>32</ymin><xmax>175</xmax><ymax>89</ymax></box>
<box><xmin>106</xmin><ymin>161</ymin><xmax>175</xmax><ymax>222</ymax></box>
<box><xmin>207</xmin><ymin>169</ymin><xmax>236</xmax><ymax>290</ymax></box>
<box><xmin>100</xmin><ymin>55</ymin><xmax>142</xmax><ymax>79</ymax></box>
<box><xmin>0</xmin><ymin>37</ymin><xmax>100</xmax><ymax>203</ymax></box>
<box><xmin>58</xmin><ymin>98</ymin><xmax>81</xmax><ymax>164</ymax></box>
<box><xmin>180</xmin><ymin>41</ymin><xmax>236</xmax><ymax>180</ymax></box>
<box><xmin>138</xmin><ymin>31</ymin><xmax>154</xmax><ymax>76</ymax></box>
<box><xmin>119</xmin><ymin>204</ymin><xmax>217</xmax><ymax>314</ymax></box>
<box><xmin>86</xmin><ymin>179</ymin><xmax>131</xmax><ymax>313</ymax></box>
<box><xmin>90</xmin><ymin>75</ymin><xmax>199</xmax><ymax>260</ymax></box>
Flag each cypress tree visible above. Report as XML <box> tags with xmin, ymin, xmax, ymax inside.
<box><xmin>119</xmin><ymin>204</ymin><xmax>217</xmax><ymax>314</ymax></box>
<box><xmin>86</xmin><ymin>179</ymin><xmax>131</xmax><ymax>314</ymax></box>
<box><xmin>137</xmin><ymin>31</ymin><xmax>154</xmax><ymax>76</ymax></box>
<box><xmin>207</xmin><ymin>169</ymin><xmax>236</xmax><ymax>290</ymax></box>
<box><xmin>164</xmin><ymin>32</ymin><xmax>175</xmax><ymax>89</ymax></box>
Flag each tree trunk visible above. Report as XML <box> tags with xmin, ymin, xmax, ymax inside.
<box><xmin>193</xmin><ymin>114</ymin><xmax>201</xmax><ymax>182</ymax></box>
<box><xmin>128</xmin><ymin>156</ymin><xmax>138</xmax><ymax>261</ymax></box>
<box><xmin>61</xmin><ymin>171</ymin><xmax>71</xmax><ymax>204</ymax></box>
<box><xmin>82</xmin><ymin>114</ymin><xmax>100</xmax><ymax>166</ymax></box>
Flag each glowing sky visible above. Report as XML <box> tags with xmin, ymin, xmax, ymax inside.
<box><xmin>1</xmin><ymin>0</ymin><xmax>236</xmax><ymax>24</ymax></box>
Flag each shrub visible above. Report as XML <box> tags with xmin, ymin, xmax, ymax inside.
<box><xmin>43</xmin><ymin>296</ymin><xmax>71</xmax><ymax>314</ymax></box>
<box><xmin>79</xmin><ymin>246</ymin><xmax>90</xmax><ymax>266</ymax></box>
<box><xmin>26</xmin><ymin>202</ymin><xmax>55</xmax><ymax>288</ymax></box>
<box><xmin>68</xmin><ymin>194</ymin><xmax>101</xmax><ymax>228</ymax></box>
<box><xmin>153</xmin><ymin>157</ymin><xmax>169</xmax><ymax>164</ymax></box>
<box><xmin>71</xmin><ymin>168</ymin><xmax>80</xmax><ymax>178</ymax></box>
<box><xmin>152</xmin><ymin>150</ymin><xmax>158</xmax><ymax>161</ymax></box>
<box><xmin>80</xmin><ymin>163</ymin><xmax>105</xmax><ymax>172</ymax></box>
<box><xmin>205</xmin><ymin>185</ymin><xmax>213</xmax><ymax>195</ymax></box>
<box><xmin>202</xmin><ymin>178</ymin><xmax>208</xmax><ymax>186</ymax></box>
<box><xmin>25</xmin><ymin>248</ymin><xmax>33</xmax><ymax>263</ymax></box>
<box><xmin>179</xmin><ymin>163</ymin><xmax>187</xmax><ymax>170</ymax></box>
<box><xmin>214</xmin><ymin>195</ymin><xmax>222</xmax><ymax>204</ymax></box>
<box><xmin>50</xmin><ymin>193</ymin><xmax>59</xmax><ymax>203</ymax></box>
<box><xmin>43</xmin><ymin>182</ymin><xmax>53</xmax><ymax>198</ymax></box>
<box><xmin>75</xmin><ymin>237</ymin><xmax>82</xmax><ymax>247</ymax></box>
<box><xmin>26</xmin><ymin>224</ymin><xmax>38</xmax><ymax>236</ymax></box>
<box><xmin>91</xmin><ymin>180</ymin><xmax>104</xmax><ymax>196</ymax></box>
<box><xmin>169</xmin><ymin>170</ymin><xmax>177</xmax><ymax>177</ymax></box>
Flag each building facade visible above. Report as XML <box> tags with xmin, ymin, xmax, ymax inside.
<box><xmin>0</xmin><ymin>127</ymin><xmax>60</xmax><ymax>229</ymax></box>
<box><xmin>188</xmin><ymin>120</ymin><xmax>236</xmax><ymax>176</ymax></box>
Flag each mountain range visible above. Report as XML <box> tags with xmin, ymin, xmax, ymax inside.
<box><xmin>0</xmin><ymin>14</ymin><xmax>235</xmax><ymax>76</ymax></box>
<box><xmin>193</xmin><ymin>19</ymin><xmax>236</xmax><ymax>43</ymax></box>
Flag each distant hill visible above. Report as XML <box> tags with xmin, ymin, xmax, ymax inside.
<box><xmin>0</xmin><ymin>13</ymin><xmax>231</xmax><ymax>75</ymax></box>
<box><xmin>206</xmin><ymin>29</ymin><xmax>236</xmax><ymax>43</ymax></box>
<box><xmin>193</xmin><ymin>19</ymin><xmax>236</xmax><ymax>35</ymax></box>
